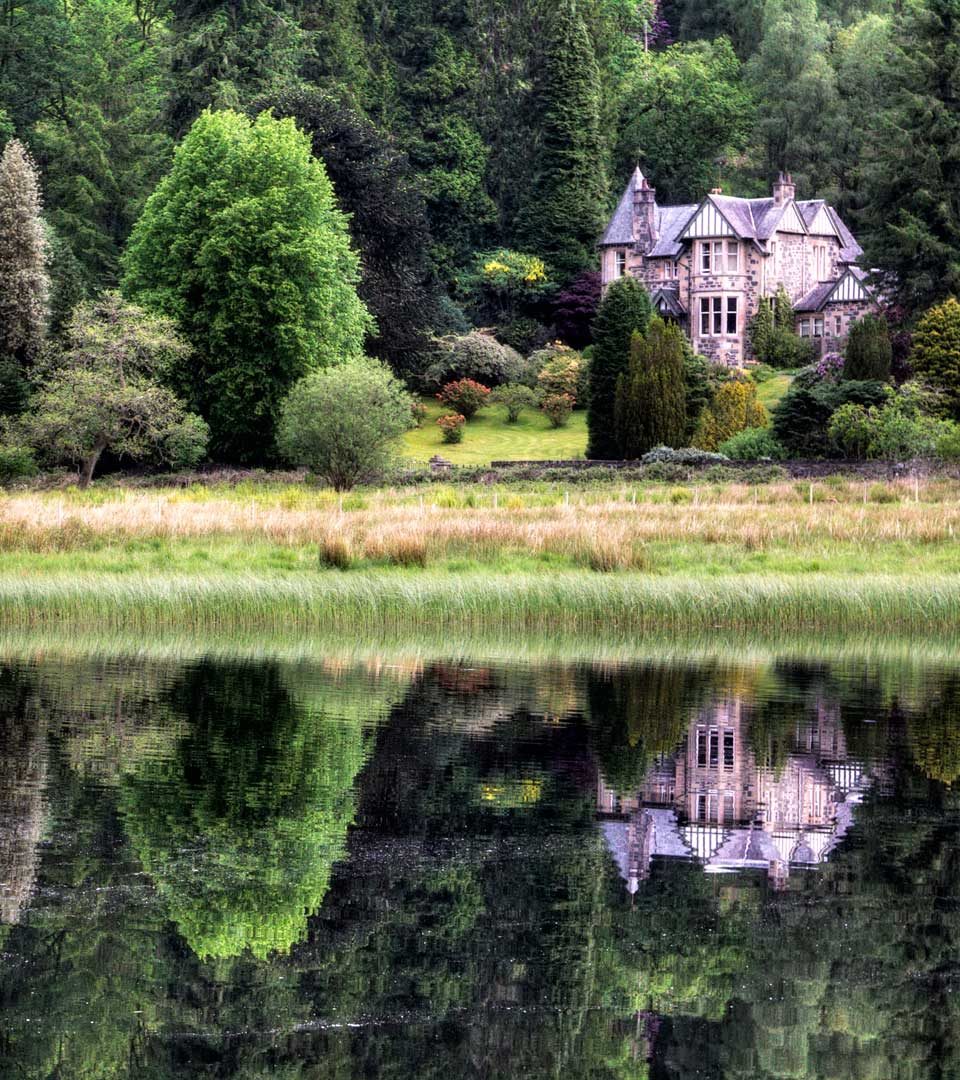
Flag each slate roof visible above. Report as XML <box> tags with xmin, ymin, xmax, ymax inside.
<box><xmin>601</xmin><ymin>171</ymin><xmax>864</xmax><ymax>264</ymax></box>
<box><xmin>795</xmin><ymin>266</ymin><xmax>872</xmax><ymax>312</ymax></box>
<box><xmin>650</xmin><ymin>283</ymin><xmax>686</xmax><ymax>317</ymax></box>
<box><xmin>794</xmin><ymin>281</ymin><xmax>838</xmax><ymax>312</ymax></box>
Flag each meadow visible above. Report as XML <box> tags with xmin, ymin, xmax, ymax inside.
<box><xmin>1</xmin><ymin>474</ymin><xmax>959</xmax><ymax>633</ymax></box>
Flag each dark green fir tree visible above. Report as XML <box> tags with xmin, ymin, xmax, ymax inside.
<box><xmin>587</xmin><ymin>276</ymin><xmax>652</xmax><ymax>459</ymax></box>
<box><xmin>515</xmin><ymin>0</ymin><xmax>607</xmax><ymax>280</ymax></box>
<box><xmin>614</xmin><ymin>316</ymin><xmax>687</xmax><ymax>458</ymax></box>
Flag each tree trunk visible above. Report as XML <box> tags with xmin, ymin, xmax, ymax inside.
<box><xmin>79</xmin><ymin>439</ymin><xmax>107</xmax><ymax>488</ymax></box>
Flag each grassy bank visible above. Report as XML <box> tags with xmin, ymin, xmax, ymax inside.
<box><xmin>2</xmin><ymin>477</ymin><xmax>959</xmax><ymax>632</ymax></box>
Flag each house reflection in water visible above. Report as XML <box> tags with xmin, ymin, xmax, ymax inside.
<box><xmin>598</xmin><ymin>698</ymin><xmax>883</xmax><ymax>892</ymax></box>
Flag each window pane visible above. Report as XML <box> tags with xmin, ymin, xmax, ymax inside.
<box><xmin>727</xmin><ymin>242</ymin><xmax>739</xmax><ymax>272</ymax></box>
<box><xmin>723</xmin><ymin>730</ymin><xmax>734</xmax><ymax>767</ymax></box>
<box><xmin>814</xmin><ymin>318</ymin><xmax>824</xmax><ymax>337</ymax></box>
<box><xmin>800</xmin><ymin>320</ymin><xmax>810</xmax><ymax>337</ymax></box>
<box><xmin>709</xmin><ymin>729</ymin><xmax>719</xmax><ymax>766</ymax></box>
<box><xmin>726</xmin><ymin>297</ymin><xmax>738</xmax><ymax>335</ymax></box>
<box><xmin>697</xmin><ymin>728</ymin><xmax>707</xmax><ymax>767</ymax></box>
<box><xmin>712</xmin><ymin>297</ymin><xmax>722</xmax><ymax>335</ymax></box>
<box><xmin>702</xmin><ymin>243</ymin><xmax>711</xmax><ymax>272</ymax></box>
<box><xmin>700</xmin><ymin>298</ymin><xmax>710</xmax><ymax>336</ymax></box>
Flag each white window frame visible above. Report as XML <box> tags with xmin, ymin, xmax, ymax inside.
<box><xmin>726</xmin><ymin>240</ymin><xmax>740</xmax><ymax>272</ymax></box>
<box><xmin>799</xmin><ymin>319</ymin><xmax>811</xmax><ymax>338</ymax></box>
<box><xmin>615</xmin><ymin>250</ymin><xmax>626</xmax><ymax>278</ymax></box>
<box><xmin>726</xmin><ymin>296</ymin><xmax>738</xmax><ymax>335</ymax></box>
<box><xmin>813</xmin><ymin>316</ymin><xmax>824</xmax><ymax>338</ymax></box>
<box><xmin>700</xmin><ymin>295</ymin><xmax>739</xmax><ymax>337</ymax></box>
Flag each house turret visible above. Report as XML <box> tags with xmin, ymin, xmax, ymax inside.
<box><xmin>773</xmin><ymin>172</ymin><xmax>796</xmax><ymax>206</ymax></box>
<box><xmin>632</xmin><ymin>175</ymin><xmax>657</xmax><ymax>250</ymax></box>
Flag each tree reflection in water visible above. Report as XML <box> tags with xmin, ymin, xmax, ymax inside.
<box><xmin>0</xmin><ymin>653</ymin><xmax>958</xmax><ymax>1078</ymax></box>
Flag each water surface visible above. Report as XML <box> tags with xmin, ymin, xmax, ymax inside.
<box><xmin>1</xmin><ymin>648</ymin><xmax>959</xmax><ymax>1078</ymax></box>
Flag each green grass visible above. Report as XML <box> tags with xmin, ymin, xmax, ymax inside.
<box><xmin>401</xmin><ymin>395</ymin><xmax>587</xmax><ymax>464</ymax></box>
<box><xmin>3</xmin><ymin>572</ymin><xmax>960</xmax><ymax>635</ymax></box>
<box><xmin>756</xmin><ymin>371</ymin><xmax>795</xmax><ymax>413</ymax></box>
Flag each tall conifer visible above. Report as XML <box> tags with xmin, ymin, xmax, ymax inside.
<box><xmin>0</xmin><ymin>139</ymin><xmax>48</xmax><ymax>415</ymax></box>
<box><xmin>516</xmin><ymin>0</ymin><xmax>607</xmax><ymax>280</ymax></box>
<box><xmin>862</xmin><ymin>0</ymin><xmax>960</xmax><ymax>313</ymax></box>
<box><xmin>587</xmin><ymin>277</ymin><xmax>652</xmax><ymax>459</ymax></box>
<box><xmin>614</xmin><ymin>316</ymin><xmax>687</xmax><ymax>458</ymax></box>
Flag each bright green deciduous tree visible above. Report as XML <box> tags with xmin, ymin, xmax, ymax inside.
<box><xmin>587</xmin><ymin>277</ymin><xmax>653</xmax><ymax>459</ymax></box>
<box><xmin>277</xmin><ymin>357</ymin><xmax>414</xmax><ymax>491</ymax></box>
<box><xmin>122</xmin><ymin>109</ymin><xmax>373</xmax><ymax>463</ymax></box>
<box><xmin>615</xmin><ymin>39</ymin><xmax>754</xmax><ymax>205</ymax></box>
<box><xmin>910</xmin><ymin>297</ymin><xmax>960</xmax><ymax>420</ymax></box>
<box><xmin>614</xmin><ymin>317</ymin><xmax>688</xmax><ymax>458</ymax></box>
<box><xmin>516</xmin><ymin>0</ymin><xmax>607</xmax><ymax>280</ymax></box>
<box><xmin>844</xmin><ymin>314</ymin><xmax>892</xmax><ymax>381</ymax></box>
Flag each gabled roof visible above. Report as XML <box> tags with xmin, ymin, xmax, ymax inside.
<box><xmin>795</xmin><ymin>265</ymin><xmax>874</xmax><ymax>312</ymax></box>
<box><xmin>601</xmin><ymin>172</ymin><xmax>864</xmax><ymax>263</ymax></box>
<box><xmin>599</xmin><ymin>166</ymin><xmax>644</xmax><ymax>247</ymax></box>
<box><xmin>650</xmin><ymin>283</ymin><xmax>686</xmax><ymax>317</ymax></box>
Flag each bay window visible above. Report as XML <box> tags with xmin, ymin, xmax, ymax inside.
<box><xmin>699</xmin><ymin>295</ymin><xmax>740</xmax><ymax>336</ymax></box>
<box><xmin>726</xmin><ymin>241</ymin><xmax>740</xmax><ymax>272</ymax></box>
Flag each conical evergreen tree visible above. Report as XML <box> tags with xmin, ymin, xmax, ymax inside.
<box><xmin>515</xmin><ymin>0</ymin><xmax>607</xmax><ymax>280</ymax></box>
<box><xmin>843</xmin><ymin>314</ymin><xmax>892</xmax><ymax>381</ymax></box>
<box><xmin>861</xmin><ymin>0</ymin><xmax>960</xmax><ymax>314</ymax></box>
<box><xmin>0</xmin><ymin>139</ymin><xmax>48</xmax><ymax>367</ymax></box>
<box><xmin>615</xmin><ymin>316</ymin><xmax>687</xmax><ymax>458</ymax></box>
<box><xmin>587</xmin><ymin>277</ymin><xmax>652</xmax><ymax>459</ymax></box>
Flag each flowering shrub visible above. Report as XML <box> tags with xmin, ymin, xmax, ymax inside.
<box><xmin>437</xmin><ymin>413</ymin><xmax>466</xmax><ymax>443</ymax></box>
<box><xmin>410</xmin><ymin>401</ymin><xmax>429</xmax><ymax>427</ymax></box>
<box><xmin>541</xmin><ymin>392</ymin><xmax>575</xmax><ymax>428</ymax></box>
<box><xmin>535</xmin><ymin>344</ymin><xmax>588</xmax><ymax>404</ymax></box>
<box><xmin>816</xmin><ymin>352</ymin><xmax>844</xmax><ymax>383</ymax></box>
<box><xmin>437</xmin><ymin>378</ymin><xmax>491</xmax><ymax>419</ymax></box>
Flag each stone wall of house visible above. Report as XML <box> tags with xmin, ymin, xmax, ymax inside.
<box><xmin>796</xmin><ymin>298</ymin><xmax>877</xmax><ymax>355</ymax></box>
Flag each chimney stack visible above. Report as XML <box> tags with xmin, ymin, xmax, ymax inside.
<box><xmin>632</xmin><ymin>174</ymin><xmax>657</xmax><ymax>249</ymax></box>
<box><xmin>773</xmin><ymin>172</ymin><xmax>795</xmax><ymax>206</ymax></box>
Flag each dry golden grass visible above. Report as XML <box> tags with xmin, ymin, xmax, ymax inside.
<box><xmin>2</xmin><ymin>479</ymin><xmax>960</xmax><ymax>564</ymax></box>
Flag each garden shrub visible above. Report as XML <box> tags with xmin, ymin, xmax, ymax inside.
<box><xmin>694</xmin><ymin>379</ymin><xmax>767</xmax><ymax>451</ymax></box>
<box><xmin>541</xmin><ymin>392</ymin><xmax>575</xmax><ymax>428</ymax></box>
<box><xmin>497</xmin><ymin>317</ymin><xmax>550</xmax><ymax>356</ymax></box>
<box><xmin>827</xmin><ymin>385</ymin><xmax>956</xmax><ymax>460</ymax></box>
<box><xmin>436</xmin><ymin>378</ymin><xmax>491</xmax><ymax>418</ymax></box>
<box><xmin>277</xmin><ymin>356</ymin><xmax>413</xmax><ymax>490</ymax></box>
<box><xmin>936</xmin><ymin>426</ymin><xmax>960</xmax><ymax>460</ymax></box>
<box><xmin>910</xmin><ymin>297</ymin><xmax>960</xmax><ymax>420</ymax></box>
<box><xmin>640</xmin><ymin>446</ymin><xmax>729</xmax><ymax>465</ymax></box>
<box><xmin>844</xmin><ymin>314</ymin><xmax>892</xmax><ymax>381</ymax></box>
<box><xmin>490</xmin><ymin>383</ymin><xmax>541</xmax><ymax>422</ymax></box>
<box><xmin>773</xmin><ymin>379</ymin><xmax>888</xmax><ymax>457</ymax></box>
<box><xmin>422</xmin><ymin>331</ymin><xmax>523</xmax><ymax>391</ymax></box>
<box><xmin>0</xmin><ymin>444</ymin><xmax>38</xmax><ymax>483</ymax></box>
<box><xmin>534</xmin><ymin>343</ymin><xmax>588</xmax><ymax>403</ymax></box>
<box><xmin>437</xmin><ymin>413</ymin><xmax>466</xmax><ymax>443</ymax></box>
<box><xmin>718</xmin><ymin>427</ymin><xmax>787</xmax><ymax>460</ymax></box>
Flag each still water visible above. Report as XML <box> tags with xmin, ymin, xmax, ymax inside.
<box><xmin>1</xmin><ymin>647</ymin><xmax>959</xmax><ymax>1078</ymax></box>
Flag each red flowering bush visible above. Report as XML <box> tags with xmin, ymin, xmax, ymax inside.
<box><xmin>541</xmin><ymin>392</ymin><xmax>575</xmax><ymax>428</ymax></box>
<box><xmin>437</xmin><ymin>413</ymin><xmax>466</xmax><ymax>443</ymax></box>
<box><xmin>436</xmin><ymin>378</ymin><xmax>491</xmax><ymax>419</ymax></box>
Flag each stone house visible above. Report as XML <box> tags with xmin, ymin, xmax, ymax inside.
<box><xmin>599</xmin><ymin>168</ymin><xmax>878</xmax><ymax>366</ymax></box>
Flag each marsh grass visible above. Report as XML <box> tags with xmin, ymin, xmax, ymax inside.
<box><xmin>2</xmin><ymin>572</ymin><xmax>959</xmax><ymax>634</ymax></box>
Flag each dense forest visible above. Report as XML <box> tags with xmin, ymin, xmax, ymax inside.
<box><xmin>2</xmin><ymin>0</ymin><xmax>958</xmax><ymax>322</ymax></box>
<box><xmin>2</xmin><ymin>0</ymin><xmax>960</xmax><ymax>467</ymax></box>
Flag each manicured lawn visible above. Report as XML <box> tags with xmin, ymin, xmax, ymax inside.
<box><xmin>401</xmin><ymin>395</ymin><xmax>587</xmax><ymax>464</ymax></box>
<box><xmin>756</xmin><ymin>371</ymin><xmax>795</xmax><ymax>413</ymax></box>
